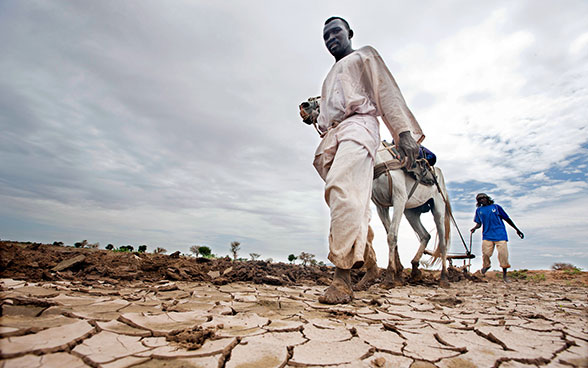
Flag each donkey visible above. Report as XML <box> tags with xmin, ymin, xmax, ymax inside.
<box><xmin>371</xmin><ymin>142</ymin><xmax>452</xmax><ymax>288</ymax></box>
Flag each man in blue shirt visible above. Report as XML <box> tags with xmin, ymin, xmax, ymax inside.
<box><xmin>470</xmin><ymin>193</ymin><xmax>524</xmax><ymax>281</ymax></box>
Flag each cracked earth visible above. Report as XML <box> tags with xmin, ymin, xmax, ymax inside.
<box><xmin>1</xmin><ymin>276</ymin><xmax>586</xmax><ymax>368</ymax></box>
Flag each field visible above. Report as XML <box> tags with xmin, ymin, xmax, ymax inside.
<box><xmin>1</xmin><ymin>241</ymin><xmax>586</xmax><ymax>367</ymax></box>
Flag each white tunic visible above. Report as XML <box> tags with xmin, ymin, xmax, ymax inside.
<box><xmin>313</xmin><ymin>46</ymin><xmax>424</xmax><ymax>269</ymax></box>
<box><xmin>314</xmin><ymin>46</ymin><xmax>424</xmax><ymax>179</ymax></box>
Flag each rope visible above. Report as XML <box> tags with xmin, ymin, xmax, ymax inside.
<box><xmin>424</xmin><ymin>160</ymin><xmax>471</xmax><ymax>255</ymax></box>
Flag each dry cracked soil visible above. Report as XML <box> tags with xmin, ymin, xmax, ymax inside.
<box><xmin>0</xmin><ymin>241</ymin><xmax>587</xmax><ymax>368</ymax></box>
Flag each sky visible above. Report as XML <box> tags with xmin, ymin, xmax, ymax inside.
<box><xmin>1</xmin><ymin>1</ymin><xmax>587</xmax><ymax>271</ymax></box>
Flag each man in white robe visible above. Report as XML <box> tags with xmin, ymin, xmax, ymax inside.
<box><xmin>315</xmin><ymin>17</ymin><xmax>425</xmax><ymax>304</ymax></box>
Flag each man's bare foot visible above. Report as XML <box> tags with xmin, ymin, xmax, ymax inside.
<box><xmin>354</xmin><ymin>264</ymin><xmax>380</xmax><ymax>291</ymax></box>
<box><xmin>319</xmin><ymin>268</ymin><xmax>353</xmax><ymax>305</ymax></box>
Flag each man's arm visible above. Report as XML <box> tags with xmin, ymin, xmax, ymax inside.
<box><xmin>470</xmin><ymin>222</ymin><xmax>481</xmax><ymax>233</ymax></box>
<box><xmin>361</xmin><ymin>47</ymin><xmax>424</xmax><ymax>168</ymax></box>
<box><xmin>497</xmin><ymin>205</ymin><xmax>524</xmax><ymax>239</ymax></box>
<box><xmin>503</xmin><ymin>218</ymin><xmax>524</xmax><ymax>239</ymax></box>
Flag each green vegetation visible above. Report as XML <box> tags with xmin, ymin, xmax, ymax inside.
<box><xmin>505</xmin><ymin>269</ymin><xmax>528</xmax><ymax>280</ymax></box>
<box><xmin>564</xmin><ymin>267</ymin><xmax>582</xmax><ymax>275</ymax></box>
<box><xmin>113</xmin><ymin>247</ymin><xmax>131</xmax><ymax>253</ymax></box>
<box><xmin>199</xmin><ymin>246</ymin><xmax>212</xmax><ymax>258</ymax></box>
<box><xmin>138</xmin><ymin>245</ymin><xmax>147</xmax><ymax>253</ymax></box>
<box><xmin>530</xmin><ymin>273</ymin><xmax>546</xmax><ymax>282</ymax></box>
<box><xmin>288</xmin><ymin>254</ymin><xmax>297</xmax><ymax>264</ymax></box>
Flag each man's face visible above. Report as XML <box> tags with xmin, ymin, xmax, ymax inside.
<box><xmin>323</xmin><ymin>19</ymin><xmax>352</xmax><ymax>59</ymax></box>
<box><xmin>477</xmin><ymin>197</ymin><xmax>489</xmax><ymax>206</ymax></box>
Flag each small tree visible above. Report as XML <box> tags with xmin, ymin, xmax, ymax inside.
<box><xmin>74</xmin><ymin>240</ymin><xmax>88</xmax><ymax>248</ymax></box>
<box><xmin>53</xmin><ymin>241</ymin><xmax>64</xmax><ymax>246</ymax></box>
<box><xmin>190</xmin><ymin>245</ymin><xmax>201</xmax><ymax>257</ymax></box>
<box><xmin>299</xmin><ymin>252</ymin><xmax>316</xmax><ymax>267</ymax></box>
<box><xmin>288</xmin><ymin>254</ymin><xmax>297</xmax><ymax>264</ymax></box>
<box><xmin>105</xmin><ymin>244</ymin><xmax>115</xmax><ymax>250</ymax></box>
<box><xmin>249</xmin><ymin>253</ymin><xmax>260</xmax><ymax>261</ymax></box>
<box><xmin>87</xmin><ymin>242</ymin><xmax>99</xmax><ymax>249</ymax></box>
<box><xmin>199</xmin><ymin>246</ymin><xmax>212</xmax><ymax>258</ymax></box>
<box><xmin>230</xmin><ymin>241</ymin><xmax>241</xmax><ymax>261</ymax></box>
<box><xmin>138</xmin><ymin>245</ymin><xmax>147</xmax><ymax>253</ymax></box>
<box><xmin>552</xmin><ymin>263</ymin><xmax>576</xmax><ymax>271</ymax></box>
<box><xmin>154</xmin><ymin>247</ymin><xmax>167</xmax><ymax>254</ymax></box>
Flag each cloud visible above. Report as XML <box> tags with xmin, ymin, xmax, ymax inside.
<box><xmin>0</xmin><ymin>1</ymin><xmax>587</xmax><ymax>269</ymax></box>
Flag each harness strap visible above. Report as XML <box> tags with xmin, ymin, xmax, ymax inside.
<box><xmin>373</xmin><ymin>160</ymin><xmax>404</xmax><ymax>179</ymax></box>
<box><xmin>407</xmin><ymin>179</ymin><xmax>419</xmax><ymax>200</ymax></box>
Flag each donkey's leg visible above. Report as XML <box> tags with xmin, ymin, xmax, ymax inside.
<box><xmin>382</xmin><ymin>201</ymin><xmax>406</xmax><ymax>288</ymax></box>
<box><xmin>432</xmin><ymin>200</ymin><xmax>450</xmax><ymax>288</ymax></box>
<box><xmin>373</xmin><ymin>205</ymin><xmax>395</xmax><ymax>289</ymax></box>
<box><xmin>404</xmin><ymin>208</ymin><xmax>431</xmax><ymax>281</ymax></box>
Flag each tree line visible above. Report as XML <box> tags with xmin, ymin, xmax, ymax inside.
<box><xmin>50</xmin><ymin>239</ymin><xmax>325</xmax><ymax>265</ymax></box>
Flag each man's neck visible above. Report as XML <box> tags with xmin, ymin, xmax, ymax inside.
<box><xmin>334</xmin><ymin>47</ymin><xmax>355</xmax><ymax>62</ymax></box>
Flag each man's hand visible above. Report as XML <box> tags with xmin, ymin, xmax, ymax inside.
<box><xmin>517</xmin><ymin>230</ymin><xmax>524</xmax><ymax>239</ymax></box>
<box><xmin>397</xmin><ymin>131</ymin><xmax>419</xmax><ymax>169</ymax></box>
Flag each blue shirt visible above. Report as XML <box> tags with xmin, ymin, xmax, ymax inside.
<box><xmin>474</xmin><ymin>204</ymin><xmax>510</xmax><ymax>241</ymax></box>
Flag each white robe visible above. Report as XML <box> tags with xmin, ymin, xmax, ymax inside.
<box><xmin>313</xmin><ymin>46</ymin><xmax>424</xmax><ymax>269</ymax></box>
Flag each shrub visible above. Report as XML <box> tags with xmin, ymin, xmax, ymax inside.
<box><xmin>115</xmin><ymin>245</ymin><xmax>134</xmax><ymax>253</ymax></box>
<box><xmin>299</xmin><ymin>252</ymin><xmax>316</xmax><ymax>267</ymax></box>
<box><xmin>199</xmin><ymin>246</ymin><xmax>212</xmax><ymax>257</ymax></box>
<box><xmin>138</xmin><ymin>245</ymin><xmax>147</xmax><ymax>253</ymax></box>
<box><xmin>564</xmin><ymin>267</ymin><xmax>582</xmax><ymax>275</ymax></box>
<box><xmin>288</xmin><ymin>254</ymin><xmax>297</xmax><ymax>264</ymax></box>
<box><xmin>154</xmin><ymin>247</ymin><xmax>167</xmax><ymax>254</ymax></box>
<box><xmin>507</xmin><ymin>269</ymin><xmax>528</xmax><ymax>280</ymax></box>
<box><xmin>552</xmin><ymin>263</ymin><xmax>576</xmax><ymax>271</ymax></box>
<box><xmin>74</xmin><ymin>240</ymin><xmax>88</xmax><ymax>248</ymax></box>
<box><xmin>190</xmin><ymin>245</ymin><xmax>201</xmax><ymax>257</ymax></box>
<box><xmin>105</xmin><ymin>244</ymin><xmax>115</xmax><ymax>250</ymax></box>
<box><xmin>530</xmin><ymin>273</ymin><xmax>546</xmax><ymax>282</ymax></box>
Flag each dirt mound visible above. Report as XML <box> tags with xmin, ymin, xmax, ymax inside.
<box><xmin>2</xmin><ymin>241</ymin><xmax>586</xmax><ymax>287</ymax></box>
<box><xmin>0</xmin><ymin>241</ymin><xmax>337</xmax><ymax>286</ymax></box>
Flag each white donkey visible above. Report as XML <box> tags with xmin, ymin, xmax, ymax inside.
<box><xmin>371</xmin><ymin>142</ymin><xmax>452</xmax><ymax>288</ymax></box>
